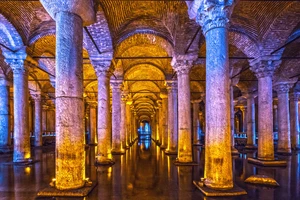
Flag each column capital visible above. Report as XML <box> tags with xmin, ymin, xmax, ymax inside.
<box><xmin>110</xmin><ymin>79</ymin><xmax>123</xmax><ymax>90</ymax></box>
<box><xmin>31</xmin><ymin>92</ymin><xmax>42</xmax><ymax>102</ymax></box>
<box><xmin>171</xmin><ymin>54</ymin><xmax>196</xmax><ymax>75</ymax></box>
<box><xmin>196</xmin><ymin>0</ymin><xmax>236</xmax><ymax>34</ymax></box>
<box><xmin>87</xmin><ymin>101</ymin><xmax>97</xmax><ymax>108</ymax></box>
<box><xmin>273</xmin><ymin>82</ymin><xmax>293</xmax><ymax>94</ymax></box>
<box><xmin>40</xmin><ymin>0</ymin><xmax>95</xmax><ymax>26</ymax></box>
<box><xmin>290</xmin><ymin>92</ymin><xmax>300</xmax><ymax>101</ymax></box>
<box><xmin>191</xmin><ymin>99</ymin><xmax>202</xmax><ymax>104</ymax></box>
<box><xmin>166</xmin><ymin>80</ymin><xmax>177</xmax><ymax>91</ymax></box>
<box><xmin>249</xmin><ymin>56</ymin><xmax>281</xmax><ymax>78</ymax></box>
<box><xmin>121</xmin><ymin>90</ymin><xmax>129</xmax><ymax>102</ymax></box>
<box><xmin>91</xmin><ymin>58</ymin><xmax>114</xmax><ymax>78</ymax></box>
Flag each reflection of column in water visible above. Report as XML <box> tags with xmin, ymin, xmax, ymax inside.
<box><xmin>97</xmin><ymin>166</ymin><xmax>112</xmax><ymax>200</ymax></box>
<box><xmin>112</xmin><ymin>156</ymin><xmax>122</xmax><ymax>196</ymax></box>
<box><xmin>193</xmin><ymin>148</ymin><xmax>201</xmax><ymax>179</ymax></box>
<box><xmin>34</xmin><ymin>149</ymin><xmax>43</xmax><ymax>191</ymax></box>
<box><xmin>256</xmin><ymin>167</ymin><xmax>275</xmax><ymax>200</ymax></box>
<box><xmin>1</xmin><ymin>163</ymin><xmax>13</xmax><ymax>199</ymax></box>
<box><xmin>276</xmin><ymin>156</ymin><xmax>291</xmax><ymax>199</ymax></box>
<box><xmin>14</xmin><ymin>165</ymin><xmax>32</xmax><ymax>200</ymax></box>
<box><xmin>87</xmin><ymin>146</ymin><xmax>97</xmax><ymax>181</ymax></box>
<box><xmin>291</xmin><ymin>154</ymin><xmax>300</xmax><ymax>198</ymax></box>
<box><xmin>178</xmin><ymin>166</ymin><xmax>193</xmax><ymax>200</ymax></box>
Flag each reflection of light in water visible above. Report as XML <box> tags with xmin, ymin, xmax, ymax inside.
<box><xmin>144</xmin><ymin>140</ymin><xmax>150</xmax><ymax>149</ymax></box>
<box><xmin>108</xmin><ymin>167</ymin><xmax>112</xmax><ymax>179</ymax></box>
<box><xmin>145</xmin><ymin>123</ymin><xmax>149</xmax><ymax>132</ymax></box>
<box><xmin>25</xmin><ymin>166</ymin><xmax>31</xmax><ymax>175</ymax></box>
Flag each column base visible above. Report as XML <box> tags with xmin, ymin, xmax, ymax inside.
<box><xmin>13</xmin><ymin>159</ymin><xmax>37</xmax><ymax>165</ymax></box>
<box><xmin>88</xmin><ymin>143</ymin><xmax>97</xmax><ymax>146</ymax></box>
<box><xmin>0</xmin><ymin>145</ymin><xmax>13</xmax><ymax>153</ymax></box>
<box><xmin>292</xmin><ymin>146</ymin><xmax>300</xmax><ymax>150</ymax></box>
<box><xmin>244</xmin><ymin>144</ymin><xmax>257</xmax><ymax>150</ymax></box>
<box><xmin>160</xmin><ymin>145</ymin><xmax>167</xmax><ymax>149</ymax></box>
<box><xmin>174</xmin><ymin>160</ymin><xmax>198</xmax><ymax>166</ymax></box>
<box><xmin>193</xmin><ymin>181</ymin><xmax>247</xmax><ymax>197</ymax></box>
<box><xmin>37</xmin><ymin>181</ymin><xmax>97</xmax><ymax>197</ymax></box>
<box><xmin>165</xmin><ymin>149</ymin><xmax>177</xmax><ymax>155</ymax></box>
<box><xmin>247</xmin><ymin>157</ymin><xmax>287</xmax><ymax>167</ymax></box>
<box><xmin>276</xmin><ymin>150</ymin><xmax>292</xmax><ymax>156</ymax></box>
<box><xmin>111</xmin><ymin>149</ymin><xmax>125</xmax><ymax>155</ymax></box>
<box><xmin>231</xmin><ymin>147</ymin><xmax>240</xmax><ymax>155</ymax></box>
<box><xmin>244</xmin><ymin>175</ymin><xmax>279</xmax><ymax>187</ymax></box>
<box><xmin>95</xmin><ymin>160</ymin><xmax>115</xmax><ymax>166</ymax></box>
<box><xmin>193</xmin><ymin>141</ymin><xmax>203</xmax><ymax>146</ymax></box>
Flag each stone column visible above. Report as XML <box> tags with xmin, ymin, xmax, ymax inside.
<box><xmin>32</xmin><ymin>93</ymin><xmax>43</xmax><ymax>147</ymax></box>
<box><xmin>191</xmin><ymin>100</ymin><xmax>201</xmax><ymax>145</ymax></box>
<box><xmin>40</xmin><ymin>0</ymin><xmax>95</xmax><ymax>190</ymax></box>
<box><xmin>196</xmin><ymin>1</ymin><xmax>238</xmax><ymax>190</ymax></box>
<box><xmin>166</xmin><ymin>80</ymin><xmax>178</xmax><ymax>154</ymax></box>
<box><xmin>172</xmin><ymin>56</ymin><xmax>194</xmax><ymax>163</ymax></box>
<box><xmin>111</xmin><ymin>80</ymin><xmax>124</xmax><ymax>154</ymax></box>
<box><xmin>241</xmin><ymin>106</ymin><xmax>247</xmax><ymax>132</ymax></box>
<box><xmin>88</xmin><ymin>101</ymin><xmax>97</xmax><ymax>145</ymax></box>
<box><xmin>120</xmin><ymin>91</ymin><xmax>127</xmax><ymax>149</ymax></box>
<box><xmin>230</xmin><ymin>86</ymin><xmax>239</xmax><ymax>154</ymax></box>
<box><xmin>274</xmin><ymin>82</ymin><xmax>293</xmax><ymax>154</ymax></box>
<box><xmin>245</xmin><ymin>93</ymin><xmax>256</xmax><ymax>149</ymax></box>
<box><xmin>92</xmin><ymin>60</ymin><xmax>114</xmax><ymax>164</ymax></box>
<box><xmin>0</xmin><ymin>76</ymin><xmax>11</xmax><ymax>151</ymax></box>
<box><xmin>250</xmin><ymin>56</ymin><xmax>281</xmax><ymax>162</ymax></box>
<box><xmin>273</xmin><ymin>104</ymin><xmax>278</xmax><ymax>132</ymax></box>
<box><xmin>290</xmin><ymin>93</ymin><xmax>300</xmax><ymax>150</ymax></box>
<box><xmin>156</xmin><ymin>100</ymin><xmax>162</xmax><ymax>145</ymax></box>
<box><xmin>159</xmin><ymin>92</ymin><xmax>168</xmax><ymax>149</ymax></box>
<box><xmin>6</xmin><ymin>59</ymin><xmax>31</xmax><ymax>163</ymax></box>
<box><xmin>154</xmin><ymin>106</ymin><xmax>160</xmax><ymax>143</ymax></box>
<box><xmin>126</xmin><ymin>99</ymin><xmax>133</xmax><ymax>147</ymax></box>
<box><xmin>42</xmin><ymin>105</ymin><xmax>48</xmax><ymax>133</ymax></box>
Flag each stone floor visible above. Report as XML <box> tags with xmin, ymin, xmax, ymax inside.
<box><xmin>0</xmin><ymin>140</ymin><xmax>299</xmax><ymax>200</ymax></box>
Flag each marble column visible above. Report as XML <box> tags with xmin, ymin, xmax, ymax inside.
<box><xmin>230</xmin><ymin>86</ymin><xmax>239</xmax><ymax>154</ymax></box>
<box><xmin>273</xmin><ymin>104</ymin><xmax>279</xmax><ymax>132</ymax></box>
<box><xmin>159</xmin><ymin>92</ymin><xmax>168</xmax><ymax>149</ymax></box>
<box><xmin>274</xmin><ymin>82</ymin><xmax>292</xmax><ymax>154</ymax></box>
<box><xmin>111</xmin><ymin>80</ymin><xmax>125</xmax><ymax>154</ymax></box>
<box><xmin>88</xmin><ymin>101</ymin><xmax>97</xmax><ymax>145</ymax></box>
<box><xmin>245</xmin><ymin>93</ymin><xmax>256</xmax><ymax>149</ymax></box>
<box><xmin>0</xmin><ymin>76</ymin><xmax>11</xmax><ymax>149</ymax></box>
<box><xmin>155</xmin><ymin>106</ymin><xmax>160</xmax><ymax>143</ymax></box>
<box><xmin>40</xmin><ymin>0</ymin><xmax>95</xmax><ymax>189</ymax></box>
<box><xmin>172</xmin><ymin>56</ymin><xmax>194</xmax><ymax>163</ymax></box>
<box><xmin>250</xmin><ymin>57</ymin><xmax>281</xmax><ymax>161</ymax></box>
<box><xmin>126</xmin><ymin>99</ymin><xmax>133</xmax><ymax>147</ymax></box>
<box><xmin>166</xmin><ymin>80</ymin><xmax>178</xmax><ymax>154</ymax></box>
<box><xmin>120</xmin><ymin>91</ymin><xmax>127</xmax><ymax>149</ymax></box>
<box><xmin>32</xmin><ymin>93</ymin><xmax>42</xmax><ymax>147</ymax></box>
<box><xmin>92</xmin><ymin>60</ymin><xmax>113</xmax><ymax>164</ymax></box>
<box><xmin>156</xmin><ymin>100</ymin><xmax>162</xmax><ymax>145</ymax></box>
<box><xmin>241</xmin><ymin>106</ymin><xmax>247</xmax><ymax>133</ymax></box>
<box><xmin>196</xmin><ymin>1</ymin><xmax>236</xmax><ymax>189</ymax></box>
<box><xmin>290</xmin><ymin>92</ymin><xmax>300</xmax><ymax>150</ymax></box>
<box><xmin>6</xmin><ymin>59</ymin><xmax>31</xmax><ymax>163</ymax></box>
<box><xmin>191</xmin><ymin>100</ymin><xmax>201</xmax><ymax>145</ymax></box>
<box><xmin>42</xmin><ymin>105</ymin><xmax>48</xmax><ymax>134</ymax></box>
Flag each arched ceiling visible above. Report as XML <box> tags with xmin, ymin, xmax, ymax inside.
<box><xmin>0</xmin><ymin>0</ymin><xmax>299</xmax><ymax>119</ymax></box>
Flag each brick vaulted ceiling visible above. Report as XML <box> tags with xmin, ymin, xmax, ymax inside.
<box><xmin>0</xmin><ymin>0</ymin><xmax>299</xmax><ymax>117</ymax></box>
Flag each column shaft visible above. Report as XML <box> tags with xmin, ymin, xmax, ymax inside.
<box><xmin>33</xmin><ymin>96</ymin><xmax>42</xmax><ymax>146</ymax></box>
<box><xmin>120</xmin><ymin>96</ymin><xmax>126</xmax><ymax>149</ymax></box>
<box><xmin>290</xmin><ymin>94</ymin><xmax>299</xmax><ymax>149</ymax></box>
<box><xmin>246</xmin><ymin>94</ymin><xmax>256</xmax><ymax>147</ymax></box>
<box><xmin>192</xmin><ymin>101</ymin><xmax>200</xmax><ymax>144</ymax></box>
<box><xmin>55</xmin><ymin>11</ymin><xmax>85</xmax><ymax>190</ymax></box>
<box><xmin>160</xmin><ymin>97</ymin><xmax>168</xmax><ymax>148</ymax></box>
<box><xmin>89</xmin><ymin>103</ymin><xmax>97</xmax><ymax>144</ymax></box>
<box><xmin>166</xmin><ymin>82</ymin><xmax>177</xmax><ymax>153</ymax></box>
<box><xmin>0</xmin><ymin>78</ymin><xmax>10</xmax><ymax>147</ymax></box>
<box><xmin>257</xmin><ymin>76</ymin><xmax>274</xmax><ymax>160</ymax></box>
<box><xmin>125</xmin><ymin>102</ymin><xmax>132</xmax><ymax>147</ymax></box>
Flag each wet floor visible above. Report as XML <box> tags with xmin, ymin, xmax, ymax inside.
<box><xmin>0</xmin><ymin>140</ymin><xmax>299</xmax><ymax>200</ymax></box>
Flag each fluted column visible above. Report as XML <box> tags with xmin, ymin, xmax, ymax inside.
<box><xmin>191</xmin><ymin>100</ymin><xmax>201</xmax><ymax>145</ymax></box>
<box><xmin>6</xmin><ymin>59</ymin><xmax>31</xmax><ymax>163</ymax></box>
<box><xmin>32</xmin><ymin>93</ymin><xmax>43</xmax><ymax>147</ymax></box>
<box><xmin>92</xmin><ymin>60</ymin><xmax>114</xmax><ymax>164</ymax></box>
<box><xmin>111</xmin><ymin>80</ymin><xmax>125</xmax><ymax>154</ymax></box>
<box><xmin>0</xmin><ymin>76</ymin><xmax>10</xmax><ymax>149</ymax></box>
<box><xmin>88</xmin><ymin>101</ymin><xmax>97</xmax><ymax>145</ymax></box>
<box><xmin>274</xmin><ymin>82</ymin><xmax>293</xmax><ymax>154</ymax></box>
<box><xmin>172</xmin><ymin>56</ymin><xmax>194</xmax><ymax>163</ymax></box>
<box><xmin>196</xmin><ymin>1</ymin><xmax>236</xmax><ymax>190</ymax></box>
<box><xmin>250</xmin><ymin>57</ymin><xmax>281</xmax><ymax>161</ymax></box>
<box><xmin>40</xmin><ymin>0</ymin><xmax>95</xmax><ymax>189</ymax></box>
<box><xmin>290</xmin><ymin>93</ymin><xmax>300</xmax><ymax>150</ymax></box>
<box><xmin>166</xmin><ymin>80</ymin><xmax>178</xmax><ymax>154</ymax></box>
<box><xmin>159</xmin><ymin>92</ymin><xmax>168</xmax><ymax>149</ymax></box>
<box><xmin>245</xmin><ymin>93</ymin><xmax>256</xmax><ymax>149</ymax></box>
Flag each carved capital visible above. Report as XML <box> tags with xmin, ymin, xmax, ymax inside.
<box><xmin>92</xmin><ymin>59</ymin><xmax>113</xmax><ymax>78</ymax></box>
<box><xmin>273</xmin><ymin>82</ymin><xmax>293</xmax><ymax>94</ymax></box>
<box><xmin>250</xmin><ymin>57</ymin><xmax>281</xmax><ymax>78</ymax></box>
<box><xmin>31</xmin><ymin>93</ymin><xmax>42</xmax><ymax>102</ymax></box>
<box><xmin>6</xmin><ymin>59</ymin><xmax>31</xmax><ymax>75</ymax></box>
<box><xmin>87</xmin><ymin>101</ymin><xmax>97</xmax><ymax>108</ymax></box>
<box><xmin>166</xmin><ymin>80</ymin><xmax>177</xmax><ymax>92</ymax></box>
<box><xmin>110</xmin><ymin>79</ymin><xmax>123</xmax><ymax>91</ymax></box>
<box><xmin>196</xmin><ymin>1</ymin><xmax>236</xmax><ymax>34</ymax></box>
<box><xmin>171</xmin><ymin>54</ymin><xmax>196</xmax><ymax>75</ymax></box>
<box><xmin>289</xmin><ymin>92</ymin><xmax>300</xmax><ymax>102</ymax></box>
<box><xmin>40</xmin><ymin>0</ymin><xmax>96</xmax><ymax>25</ymax></box>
